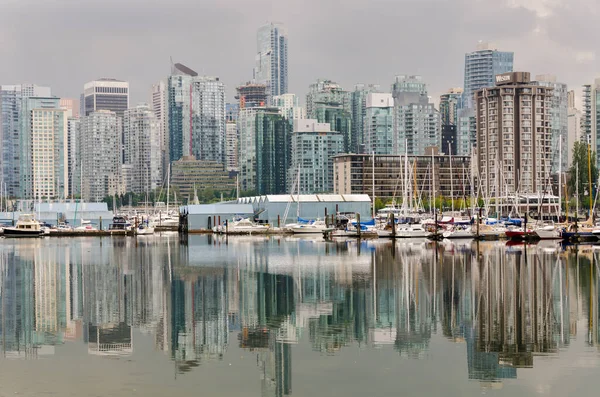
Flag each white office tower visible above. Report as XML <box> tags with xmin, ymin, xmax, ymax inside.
<box><xmin>123</xmin><ymin>104</ymin><xmax>163</xmax><ymax>194</ymax></box>
<box><xmin>19</xmin><ymin>97</ymin><xmax>68</xmax><ymax>199</ymax></box>
<box><xmin>151</xmin><ymin>80</ymin><xmax>168</xmax><ymax>178</ymax></box>
<box><xmin>79</xmin><ymin>111</ymin><xmax>123</xmax><ymax>202</ymax></box>
<box><xmin>82</xmin><ymin>79</ymin><xmax>129</xmax><ymax>118</ymax></box>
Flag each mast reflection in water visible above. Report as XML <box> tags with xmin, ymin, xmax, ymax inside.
<box><xmin>0</xmin><ymin>236</ymin><xmax>599</xmax><ymax>395</ymax></box>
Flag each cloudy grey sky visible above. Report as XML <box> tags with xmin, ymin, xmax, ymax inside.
<box><xmin>1</xmin><ymin>0</ymin><xmax>598</xmax><ymax>105</ymax></box>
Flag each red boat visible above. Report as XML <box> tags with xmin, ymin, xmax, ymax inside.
<box><xmin>505</xmin><ymin>229</ymin><xmax>537</xmax><ymax>240</ymax></box>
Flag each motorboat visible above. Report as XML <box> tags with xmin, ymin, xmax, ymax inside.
<box><xmin>75</xmin><ymin>220</ymin><xmax>97</xmax><ymax>231</ymax></box>
<box><xmin>156</xmin><ymin>213</ymin><xmax>179</xmax><ymax>227</ymax></box>
<box><xmin>290</xmin><ymin>220</ymin><xmax>328</xmax><ymax>234</ymax></box>
<box><xmin>226</xmin><ymin>218</ymin><xmax>270</xmax><ymax>234</ymax></box>
<box><xmin>136</xmin><ymin>220</ymin><xmax>155</xmax><ymax>235</ymax></box>
<box><xmin>396</xmin><ymin>224</ymin><xmax>432</xmax><ymax>238</ymax></box>
<box><xmin>108</xmin><ymin>216</ymin><xmax>133</xmax><ymax>233</ymax></box>
<box><xmin>3</xmin><ymin>214</ymin><xmax>44</xmax><ymax>237</ymax></box>
<box><xmin>533</xmin><ymin>224</ymin><xmax>562</xmax><ymax>239</ymax></box>
<box><xmin>505</xmin><ymin>226</ymin><xmax>537</xmax><ymax>240</ymax></box>
<box><xmin>442</xmin><ymin>225</ymin><xmax>475</xmax><ymax>239</ymax></box>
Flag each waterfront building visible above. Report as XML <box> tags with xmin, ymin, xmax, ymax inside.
<box><xmin>534</xmin><ymin>75</ymin><xmax>568</xmax><ymax>173</ymax></box>
<box><xmin>475</xmin><ymin>72</ymin><xmax>553</xmax><ymax>197</ymax></box>
<box><xmin>440</xmin><ymin>88</ymin><xmax>463</xmax><ymax>127</ymax></box>
<box><xmin>0</xmin><ymin>84</ymin><xmax>51</xmax><ymax>198</ymax></box>
<box><xmin>79</xmin><ymin>110</ymin><xmax>123</xmax><ymax>202</ymax></box>
<box><xmin>123</xmin><ymin>104</ymin><xmax>163</xmax><ymax>194</ymax></box>
<box><xmin>234</xmin><ymin>194</ymin><xmax>372</xmax><ymax>225</ymax></box>
<box><xmin>332</xmin><ymin>152</ymin><xmax>472</xmax><ymax>200</ymax></box>
<box><xmin>151</xmin><ymin>80</ymin><xmax>168</xmax><ymax>178</ymax></box>
<box><xmin>167</xmin><ymin>63</ymin><xmax>226</xmax><ymax>165</ymax></box>
<box><xmin>236</xmin><ymin>82</ymin><xmax>268</xmax><ymax>108</ymax></box>
<box><xmin>19</xmin><ymin>97</ymin><xmax>68</xmax><ymax>200</ymax></box>
<box><xmin>584</xmin><ymin>79</ymin><xmax>600</xmax><ymax>168</ymax></box>
<box><xmin>456</xmin><ymin>107</ymin><xmax>476</xmax><ymax>156</ymax></box>
<box><xmin>567</xmin><ymin>90</ymin><xmax>581</xmax><ymax>166</ymax></box>
<box><xmin>82</xmin><ymin>78</ymin><xmax>129</xmax><ymax>118</ymax></box>
<box><xmin>463</xmin><ymin>42</ymin><xmax>514</xmax><ymax>108</ymax></box>
<box><xmin>290</xmin><ymin>119</ymin><xmax>344</xmax><ymax>194</ymax></box>
<box><xmin>253</xmin><ymin>22</ymin><xmax>288</xmax><ymax>101</ymax></box>
<box><xmin>351</xmin><ymin>84</ymin><xmax>380</xmax><ymax>154</ymax></box>
<box><xmin>392</xmin><ymin>75</ymin><xmax>440</xmax><ymax>155</ymax></box>
<box><xmin>272</xmin><ymin>93</ymin><xmax>306</xmax><ymax>120</ymax></box>
<box><xmin>238</xmin><ymin>107</ymin><xmax>290</xmax><ymax>194</ymax></box>
<box><xmin>364</xmin><ymin>93</ymin><xmax>394</xmax><ymax>154</ymax></box>
<box><xmin>225</xmin><ymin>121</ymin><xmax>238</xmax><ymax>172</ymax></box>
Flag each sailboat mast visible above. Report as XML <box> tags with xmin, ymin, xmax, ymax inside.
<box><xmin>576</xmin><ymin>162</ymin><xmax>579</xmax><ymax>219</ymax></box>
<box><xmin>372</xmin><ymin>151</ymin><xmax>375</xmax><ymax>219</ymax></box>
<box><xmin>296</xmin><ymin>166</ymin><xmax>300</xmax><ymax>219</ymax></box>
<box><xmin>166</xmin><ymin>165</ymin><xmax>170</xmax><ymax>215</ymax></box>
<box><xmin>404</xmin><ymin>141</ymin><xmax>408</xmax><ymax>214</ymax></box>
<box><xmin>558</xmin><ymin>137</ymin><xmax>562</xmax><ymax>219</ymax></box>
<box><xmin>588</xmin><ymin>142</ymin><xmax>593</xmax><ymax>219</ymax></box>
<box><xmin>431</xmin><ymin>150</ymin><xmax>436</xmax><ymax>215</ymax></box>
<box><xmin>449</xmin><ymin>143</ymin><xmax>454</xmax><ymax>214</ymax></box>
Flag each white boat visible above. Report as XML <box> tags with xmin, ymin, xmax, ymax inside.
<box><xmin>226</xmin><ymin>218</ymin><xmax>270</xmax><ymax>234</ymax></box>
<box><xmin>396</xmin><ymin>224</ymin><xmax>432</xmax><ymax>238</ymax></box>
<box><xmin>108</xmin><ymin>216</ymin><xmax>133</xmax><ymax>233</ymax></box>
<box><xmin>533</xmin><ymin>224</ymin><xmax>561</xmax><ymax>239</ymax></box>
<box><xmin>136</xmin><ymin>222</ymin><xmax>155</xmax><ymax>235</ymax></box>
<box><xmin>157</xmin><ymin>215</ymin><xmax>179</xmax><ymax>227</ymax></box>
<box><xmin>75</xmin><ymin>220</ymin><xmax>97</xmax><ymax>231</ymax></box>
<box><xmin>442</xmin><ymin>225</ymin><xmax>475</xmax><ymax>239</ymax></box>
<box><xmin>3</xmin><ymin>214</ymin><xmax>44</xmax><ymax>237</ymax></box>
<box><xmin>290</xmin><ymin>220</ymin><xmax>328</xmax><ymax>234</ymax></box>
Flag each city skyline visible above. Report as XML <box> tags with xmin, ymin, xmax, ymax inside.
<box><xmin>1</xmin><ymin>0</ymin><xmax>597</xmax><ymax>107</ymax></box>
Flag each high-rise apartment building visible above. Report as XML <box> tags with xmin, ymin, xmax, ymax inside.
<box><xmin>167</xmin><ymin>63</ymin><xmax>226</xmax><ymax>165</ymax></box>
<box><xmin>306</xmin><ymin>79</ymin><xmax>352</xmax><ymax>152</ymax></box>
<box><xmin>123</xmin><ymin>104</ymin><xmax>162</xmax><ymax>194</ymax></box>
<box><xmin>67</xmin><ymin>117</ymin><xmax>80</xmax><ymax>197</ymax></box>
<box><xmin>364</xmin><ymin>93</ymin><xmax>394</xmax><ymax>155</ymax></box>
<box><xmin>238</xmin><ymin>107</ymin><xmax>289</xmax><ymax>194</ymax></box>
<box><xmin>79</xmin><ymin>110</ymin><xmax>123</xmax><ymax>202</ymax></box>
<box><xmin>475</xmin><ymin>72</ymin><xmax>553</xmax><ymax>197</ymax></box>
<box><xmin>463</xmin><ymin>42</ymin><xmax>514</xmax><ymax>108</ymax></box>
<box><xmin>534</xmin><ymin>75</ymin><xmax>568</xmax><ymax>173</ymax></box>
<box><xmin>226</xmin><ymin>103</ymin><xmax>239</xmax><ymax>123</ymax></box>
<box><xmin>151</xmin><ymin>80</ymin><xmax>168</xmax><ymax>178</ymax></box>
<box><xmin>59</xmin><ymin>98</ymin><xmax>79</xmax><ymax>118</ymax></box>
<box><xmin>392</xmin><ymin>75</ymin><xmax>440</xmax><ymax>155</ymax></box>
<box><xmin>82</xmin><ymin>79</ymin><xmax>129</xmax><ymax>118</ymax></box>
<box><xmin>290</xmin><ymin>119</ymin><xmax>344</xmax><ymax>194</ymax></box>
<box><xmin>272</xmin><ymin>93</ymin><xmax>306</xmax><ymax>120</ymax></box>
<box><xmin>19</xmin><ymin>97</ymin><xmax>68</xmax><ymax>200</ymax></box>
<box><xmin>253</xmin><ymin>22</ymin><xmax>288</xmax><ymax>101</ymax></box>
<box><xmin>0</xmin><ymin>84</ymin><xmax>51</xmax><ymax>197</ymax></box>
<box><xmin>225</xmin><ymin>121</ymin><xmax>238</xmax><ymax>172</ymax></box>
<box><xmin>351</xmin><ymin>84</ymin><xmax>380</xmax><ymax>153</ymax></box>
<box><xmin>591</xmin><ymin>79</ymin><xmax>600</xmax><ymax>168</ymax></box>
<box><xmin>581</xmin><ymin>84</ymin><xmax>592</xmax><ymax>144</ymax></box>
<box><xmin>440</xmin><ymin>88</ymin><xmax>464</xmax><ymax>156</ymax></box>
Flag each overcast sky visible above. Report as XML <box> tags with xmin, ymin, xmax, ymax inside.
<box><xmin>1</xmin><ymin>0</ymin><xmax>598</xmax><ymax>106</ymax></box>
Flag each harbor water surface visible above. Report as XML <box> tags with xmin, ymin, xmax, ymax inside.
<box><xmin>1</xmin><ymin>235</ymin><xmax>600</xmax><ymax>396</ymax></box>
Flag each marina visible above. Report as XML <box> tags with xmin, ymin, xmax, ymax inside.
<box><xmin>0</xmin><ymin>236</ymin><xmax>600</xmax><ymax>396</ymax></box>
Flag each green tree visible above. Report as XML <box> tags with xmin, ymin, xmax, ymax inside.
<box><xmin>568</xmin><ymin>141</ymin><xmax>598</xmax><ymax>208</ymax></box>
<box><xmin>374</xmin><ymin>197</ymin><xmax>385</xmax><ymax>212</ymax></box>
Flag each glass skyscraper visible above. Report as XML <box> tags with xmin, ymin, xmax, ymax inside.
<box><xmin>253</xmin><ymin>22</ymin><xmax>288</xmax><ymax>102</ymax></box>
<box><xmin>167</xmin><ymin>63</ymin><xmax>226</xmax><ymax>166</ymax></box>
<box><xmin>463</xmin><ymin>42</ymin><xmax>514</xmax><ymax>108</ymax></box>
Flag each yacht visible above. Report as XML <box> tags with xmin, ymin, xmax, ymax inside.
<box><xmin>108</xmin><ymin>216</ymin><xmax>133</xmax><ymax>233</ymax></box>
<box><xmin>442</xmin><ymin>225</ymin><xmax>475</xmax><ymax>239</ymax></box>
<box><xmin>136</xmin><ymin>219</ymin><xmax>155</xmax><ymax>235</ymax></box>
<box><xmin>75</xmin><ymin>220</ymin><xmax>97</xmax><ymax>231</ymax></box>
<box><xmin>4</xmin><ymin>214</ymin><xmax>44</xmax><ymax>237</ymax></box>
<box><xmin>396</xmin><ymin>223</ymin><xmax>432</xmax><ymax>238</ymax></box>
<box><xmin>227</xmin><ymin>218</ymin><xmax>270</xmax><ymax>234</ymax></box>
<box><xmin>533</xmin><ymin>224</ymin><xmax>562</xmax><ymax>239</ymax></box>
<box><xmin>290</xmin><ymin>220</ymin><xmax>328</xmax><ymax>234</ymax></box>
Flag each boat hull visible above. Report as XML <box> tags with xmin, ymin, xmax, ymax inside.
<box><xmin>3</xmin><ymin>228</ymin><xmax>43</xmax><ymax>238</ymax></box>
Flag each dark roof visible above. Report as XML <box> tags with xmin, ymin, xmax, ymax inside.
<box><xmin>173</xmin><ymin>63</ymin><xmax>198</xmax><ymax>77</ymax></box>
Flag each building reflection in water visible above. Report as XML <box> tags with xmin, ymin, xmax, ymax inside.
<box><xmin>1</xmin><ymin>236</ymin><xmax>600</xmax><ymax>394</ymax></box>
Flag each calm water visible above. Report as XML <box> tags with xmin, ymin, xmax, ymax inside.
<box><xmin>0</xmin><ymin>235</ymin><xmax>599</xmax><ymax>396</ymax></box>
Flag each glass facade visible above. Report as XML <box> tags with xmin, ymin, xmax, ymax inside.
<box><xmin>253</xmin><ymin>23</ymin><xmax>288</xmax><ymax>101</ymax></box>
<box><xmin>463</xmin><ymin>47</ymin><xmax>514</xmax><ymax>108</ymax></box>
<box><xmin>364</xmin><ymin>106</ymin><xmax>394</xmax><ymax>155</ymax></box>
